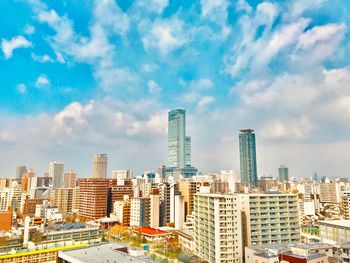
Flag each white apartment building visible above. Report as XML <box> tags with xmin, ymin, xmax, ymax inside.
<box><xmin>238</xmin><ymin>193</ymin><xmax>300</xmax><ymax>247</ymax></box>
<box><xmin>130</xmin><ymin>197</ymin><xmax>150</xmax><ymax>227</ymax></box>
<box><xmin>194</xmin><ymin>193</ymin><xmax>242</xmax><ymax>263</ymax></box>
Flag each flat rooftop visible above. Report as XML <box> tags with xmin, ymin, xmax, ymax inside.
<box><xmin>320</xmin><ymin>220</ymin><xmax>350</xmax><ymax>228</ymax></box>
<box><xmin>58</xmin><ymin>243</ymin><xmax>155</xmax><ymax>263</ymax></box>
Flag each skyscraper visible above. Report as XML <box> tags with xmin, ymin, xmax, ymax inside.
<box><xmin>15</xmin><ymin>165</ymin><xmax>27</xmax><ymax>180</ymax></box>
<box><xmin>166</xmin><ymin>109</ymin><xmax>197</xmax><ymax>178</ymax></box>
<box><xmin>49</xmin><ymin>161</ymin><xmax>64</xmax><ymax>188</ymax></box>
<box><xmin>278</xmin><ymin>164</ymin><xmax>289</xmax><ymax>182</ymax></box>
<box><xmin>92</xmin><ymin>154</ymin><xmax>108</xmax><ymax>179</ymax></box>
<box><xmin>168</xmin><ymin>109</ymin><xmax>186</xmax><ymax>168</ymax></box>
<box><xmin>239</xmin><ymin>129</ymin><xmax>258</xmax><ymax>187</ymax></box>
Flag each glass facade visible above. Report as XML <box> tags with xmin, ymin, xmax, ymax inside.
<box><xmin>167</xmin><ymin>109</ymin><xmax>186</xmax><ymax>168</ymax></box>
<box><xmin>239</xmin><ymin>129</ymin><xmax>258</xmax><ymax>187</ymax></box>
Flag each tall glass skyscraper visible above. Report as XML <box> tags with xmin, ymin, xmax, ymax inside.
<box><xmin>239</xmin><ymin>129</ymin><xmax>258</xmax><ymax>187</ymax></box>
<box><xmin>167</xmin><ymin>109</ymin><xmax>186</xmax><ymax>168</ymax></box>
<box><xmin>166</xmin><ymin>109</ymin><xmax>197</xmax><ymax>178</ymax></box>
<box><xmin>278</xmin><ymin>164</ymin><xmax>289</xmax><ymax>182</ymax></box>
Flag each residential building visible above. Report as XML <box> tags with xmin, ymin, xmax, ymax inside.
<box><xmin>319</xmin><ymin>183</ymin><xmax>341</xmax><ymax>203</ymax></box>
<box><xmin>111</xmin><ymin>169</ymin><xmax>133</xmax><ymax>180</ymax></box>
<box><xmin>194</xmin><ymin>193</ymin><xmax>243</xmax><ymax>262</ymax></box>
<box><xmin>238</xmin><ymin>193</ymin><xmax>300</xmax><ymax>247</ymax></box>
<box><xmin>78</xmin><ymin>178</ymin><xmax>109</xmax><ymax>220</ymax></box>
<box><xmin>54</xmin><ymin>187</ymin><xmax>79</xmax><ymax>214</ymax></box>
<box><xmin>239</xmin><ymin>129</ymin><xmax>258</xmax><ymax>187</ymax></box>
<box><xmin>63</xmin><ymin>170</ymin><xmax>76</xmax><ymax>188</ymax></box>
<box><xmin>130</xmin><ymin>197</ymin><xmax>150</xmax><ymax>227</ymax></box>
<box><xmin>113</xmin><ymin>199</ymin><xmax>130</xmax><ymax>226</ymax></box>
<box><xmin>149</xmin><ymin>189</ymin><xmax>160</xmax><ymax>228</ymax></box>
<box><xmin>92</xmin><ymin>154</ymin><xmax>108</xmax><ymax>179</ymax></box>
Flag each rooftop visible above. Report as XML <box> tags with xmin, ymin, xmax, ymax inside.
<box><xmin>320</xmin><ymin>220</ymin><xmax>350</xmax><ymax>228</ymax></box>
<box><xmin>132</xmin><ymin>227</ymin><xmax>168</xmax><ymax>236</ymax></box>
<box><xmin>59</xmin><ymin>243</ymin><xmax>155</xmax><ymax>263</ymax></box>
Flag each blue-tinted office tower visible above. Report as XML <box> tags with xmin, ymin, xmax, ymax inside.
<box><xmin>166</xmin><ymin>109</ymin><xmax>197</xmax><ymax>178</ymax></box>
<box><xmin>239</xmin><ymin>129</ymin><xmax>258</xmax><ymax>187</ymax></box>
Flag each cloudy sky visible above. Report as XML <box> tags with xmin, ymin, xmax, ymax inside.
<box><xmin>0</xmin><ymin>0</ymin><xmax>350</xmax><ymax>179</ymax></box>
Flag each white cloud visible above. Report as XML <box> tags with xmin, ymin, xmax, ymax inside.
<box><xmin>147</xmin><ymin>80</ymin><xmax>161</xmax><ymax>93</ymax></box>
<box><xmin>35</xmin><ymin>74</ymin><xmax>50</xmax><ymax>88</ymax></box>
<box><xmin>134</xmin><ymin>0</ymin><xmax>169</xmax><ymax>14</ymax></box>
<box><xmin>189</xmin><ymin>78</ymin><xmax>214</xmax><ymax>90</ymax></box>
<box><xmin>197</xmin><ymin>96</ymin><xmax>215</xmax><ymax>110</ymax></box>
<box><xmin>293</xmin><ymin>23</ymin><xmax>347</xmax><ymax>64</ymax></box>
<box><xmin>261</xmin><ymin>117</ymin><xmax>312</xmax><ymax>141</ymax></box>
<box><xmin>0</xmin><ymin>131</ymin><xmax>16</xmax><ymax>144</ymax></box>
<box><xmin>95</xmin><ymin>67</ymin><xmax>139</xmax><ymax>92</ymax></box>
<box><xmin>93</xmin><ymin>0</ymin><xmax>130</xmax><ymax>35</ymax></box>
<box><xmin>17</xmin><ymin>84</ymin><xmax>27</xmax><ymax>94</ymax></box>
<box><xmin>1</xmin><ymin>36</ymin><xmax>32</xmax><ymax>59</ymax></box>
<box><xmin>24</xmin><ymin>24</ymin><xmax>35</xmax><ymax>35</ymax></box>
<box><xmin>53</xmin><ymin>101</ymin><xmax>93</xmax><ymax>136</ymax></box>
<box><xmin>31</xmin><ymin>53</ymin><xmax>54</xmax><ymax>63</ymax></box>
<box><xmin>141</xmin><ymin>17</ymin><xmax>188</xmax><ymax>55</ymax></box>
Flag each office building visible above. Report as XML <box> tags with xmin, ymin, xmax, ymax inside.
<box><xmin>15</xmin><ymin>165</ymin><xmax>27</xmax><ymax>180</ymax></box>
<box><xmin>278</xmin><ymin>165</ymin><xmax>289</xmax><ymax>183</ymax></box>
<box><xmin>92</xmin><ymin>154</ymin><xmax>108</xmax><ymax>179</ymax></box>
<box><xmin>238</xmin><ymin>193</ymin><xmax>300</xmax><ymax>247</ymax></box>
<box><xmin>78</xmin><ymin>178</ymin><xmax>109</xmax><ymax>220</ymax></box>
<box><xmin>49</xmin><ymin>161</ymin><xmax>64</xmax><ymax>188</ymax></box>
<box><xmin>194</xmin><ymin>193</ymin><xmax>243</xmax><ymax>262</ymax></box>
<box><xmin>64</xmin><ymin>170</ymin><xmax>76</xmax><ymax>188</ymax></box>
<box><xmin>239</xmin><ymin>129</ymin><xmax>258</xmax><ymax>187</ymax></box>
<box><xmin>166</xmin><ymin>109</ymin><xmax>197</xmax><ymax>178</ymax></box>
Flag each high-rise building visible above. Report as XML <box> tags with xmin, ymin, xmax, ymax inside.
<box><xmin>168</xmin><ymin>109</ymin><xmax>186</xmax><ymax>168</ymax></box>
<box><xmin>149</xmin><ymin>189</ymin><xmax>160</xmax><ymax>228</ymax></box>
<box><xmin>92</xmin><ymin>154</ymin><xmax>108</xmax><ymax>179</ymax></box>
<box><xmin>16</xmin><ymin>165</ymin><xmax>27</xmax><ymax>180</ymax></box>
<box><xmin>113</xmin><ymin>199</ymin><xmax>131</xmax><ymax>226</ymax></box>
<box><xmin>278</xmin><ymin>165</ymin><xmax>289</xmax><ymax>183</ymax></box>
<box><xmin>239</xmin><ymin>129</ymin><xmax>258</xmax><ymax>187</ymax></box>
<box><xmin>194</xmin><ymin>193</ymin><xmax>243</xmax><ymax>262</ymax></box>
<box><xmin>54</xmin><ymin>187</ymin><xmax>79</xmax><ymax>214</ymax></box>
<box><xmin>238</xmin><ymin>193</ymin><xmax>300</xmax><ymax>247</ymax></box>
<box><xmin>166</xmin><ymin>109</ymin><xmax>197</xmax><ymax>178</ymax></box>
<box><xmin>64</xmin><ymin>170</ymin><xmax>76</xmax><ymax>188</ymax></box>
<box><xmin>130</xmin><ymin>197</ymin><xmax>150</xmax><ymax>227</ymax></box>
<box><xmin>49</xmin><ymin>161</ymin><xmax>64</xmax><ymax>188</ymax></box>
<box><xmin>78</xmin><ymin>178</ymin><xmax>109</xmax><ymax>220</ymax></box>
<box><xmin>111</xmin><ymin>170</ymin><xmax>133</xmax><ymax>180</ymax></box>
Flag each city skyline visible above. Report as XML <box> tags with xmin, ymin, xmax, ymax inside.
<box><xmin>1</xmin><ymin>0</ymin><xmax>350</xmax><ymax>178</ymax></box>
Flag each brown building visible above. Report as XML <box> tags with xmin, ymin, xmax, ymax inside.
<box><xmin>258</xmin><ymin>177</ymin><xmax>278</xmax><ymax>193</ymax></box>
<box><xmin>64</xmin><ymin>171</ymin><xmax>77</xmax><ymax>188</ymax></box>
<box><xmin>23</xmin><ymin>197</ymin><xmax>47</xmax><ymax>216</ymax></box>
<box><xmin>0</xmin><ymin>206</ymin><xmax>12</xmax><ymax>231</ymax></box>
<box><xmin>78</xmin><ymin>178</ymin><xmax>109</xmax><ymax>220</ymax></box>
<box><xmin>178</xmin><ymin>180</ymin><xmax>209</xmax><ymax>219</ymax></box>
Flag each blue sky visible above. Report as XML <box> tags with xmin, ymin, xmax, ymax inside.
<box><xmin>0</xmin><ymin>0</ymin><xmax>350</xmax><ymax>179</ymax></box>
